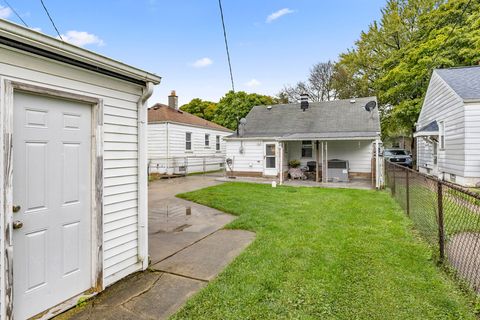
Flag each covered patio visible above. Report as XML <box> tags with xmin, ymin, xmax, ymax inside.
<box><xmin>277</xmin><ymin>135</ymin><xmax>382</xmax><ymax>189</ymax></box>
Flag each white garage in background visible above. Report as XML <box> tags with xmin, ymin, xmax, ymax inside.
<box><xmin>0</xmin><ymin>20</ymin><xmax>161</xmax><ymax>319</ymax></box>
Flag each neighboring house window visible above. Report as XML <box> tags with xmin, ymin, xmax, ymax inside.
<box><xmin>205</xmin><ymin>133</ymin><xmax>210</xmax><ymax>147</ymax></box>
<box><xmin>301</xmin><ymin>140</ymin><xmax>313</xmax><ymax>158</ymax></box>
<box><xmin>439</xmin><ymin>121</ymin><xmax>445</xmax><ymax>149</ymax></box>
<box><xmin>186</xmin><ymin>132</ymin><xmax>192</xmax><ymax>150</ymax></box>
<box><xmin>265</xmin><ymin>144</ymin><xmax>276</xmax><ymax>168</ymax></box>
<box><xmin>216</xmin><ymin>135</ymin><xmax>220</xmax><ymax>151</ymax></box>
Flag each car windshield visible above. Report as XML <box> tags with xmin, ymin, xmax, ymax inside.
<box><xmin>385</xmin><ymin>150</ymin><xmax>407</xmax><ymax>156</ymax></box>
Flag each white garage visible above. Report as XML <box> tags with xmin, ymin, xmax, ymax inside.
<box><xmin>0</xmin><ymin>20</ymin><xmax>161</xmax><ymax>319</ymax></box>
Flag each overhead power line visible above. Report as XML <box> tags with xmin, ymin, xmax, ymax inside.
<box><xmin>218</xmin><ymin>0</ymin><xmax>235</xmax><ymax>92</ymax></box>
<box><xmin>39</xmin><ymin>0</ymin><xmax>63</xmax><ymax>41</ymax></box>
<box><xmin>3</xmin><ymin>0</ymin><xmax>28</xmax><ymax>27</ymax></box>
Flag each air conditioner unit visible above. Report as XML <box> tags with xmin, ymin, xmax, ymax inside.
<box><xmin>327</xmin><ymin>159</ymin><xmax>349</xmax><ymax>182</ymax></box>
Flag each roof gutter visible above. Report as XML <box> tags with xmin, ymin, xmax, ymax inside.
<box><xmin>0</xmin><ymin>19</ymin><xmax>161</xmax><ymax>85</ymax></box>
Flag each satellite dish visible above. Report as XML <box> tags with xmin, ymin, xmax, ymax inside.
<box><xmin>240</xmin><ymin>118</ymin><xmax>247</xmax><ymax>125</ymax></box>
<box><xmin>364</xmin><ymin>101</ymin><xmax>377</xmax><ymax>112</ymax></box>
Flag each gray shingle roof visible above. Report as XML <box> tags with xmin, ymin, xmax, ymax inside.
<box><xmin>417</xmin><ymin>120</ymin><xmax>438</xmax><ymax>133</ymax></box>
<box><xmin>435</xmin><ymin>66</ymin><xmax>480</xmax><ymax>101</ymax></box>
<box><xmin>233</xmin><ymin>97</ymin><xmax>380</xmax><ymax>139</ymax></box>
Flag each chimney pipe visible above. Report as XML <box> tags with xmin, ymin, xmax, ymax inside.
<box><xmin>168</xmin><ymin>90</ymin><xmax>178</xmax><ymax>109</ymax></box>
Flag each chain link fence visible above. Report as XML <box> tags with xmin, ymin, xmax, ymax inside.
<box><xmin>148</xmin><ymin>156</ymin><xmax>226</xmax><ymax>178</ymax></box>
<box><xmin>385</xmin><ymin>161</ymin><xmax>480</xmax><ymax>291</ymax></box>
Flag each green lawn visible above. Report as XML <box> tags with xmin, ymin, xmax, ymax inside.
<box><xmin>172</xmin><ymin>183</ymin><xmax>477</xmax><ymax>320</ymax></box>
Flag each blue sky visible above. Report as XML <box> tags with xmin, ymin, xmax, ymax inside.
<box><xmin>1</xmin><ymin>0</ymin><xmax>386</xmax><ymax>106</ymax></box>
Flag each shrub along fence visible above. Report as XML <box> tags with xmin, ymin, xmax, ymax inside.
<box><xmin>385</xmin><ymin>162</ymin><xmax>480</xmax><ymax>292</ymax></box>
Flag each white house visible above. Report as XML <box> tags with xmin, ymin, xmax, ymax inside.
<box><xmin>225</xmin><ymin>97</ymin><xmax>382</xmax><ymax>188</ymax></box>
<box><xmin>415</xmin><ymin>66</ymin><xmax>480</xmax><ymax>187</ymax></box>
<box><xmin>0</xmin><ymin>20</ymin><xmax>161</xmax><ymax>319</ymax></box>
<box><xmin>148</xmin><ymin>92</ymin><xmax>232</xmax><ymax>175</ymax></box>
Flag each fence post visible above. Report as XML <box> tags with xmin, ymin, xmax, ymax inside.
<box><xmin>437</xmin><ymin>181</ymin><xmax>445</xmax><ymax>262</ymax></box>
<box><xmin>406</xmin><ymin>169</ymin><xmax>410</xmax><ymax>216</ymax></box>
<box><xmin>392</xmin><ymin>164</ymin><xmax>396</xmax><ymax>196</ymax></box>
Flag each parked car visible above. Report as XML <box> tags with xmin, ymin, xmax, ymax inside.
<box><xmin>384</xmin><ymin>149</ymin><xmax>413</xmax><ymax>168</ymax></box>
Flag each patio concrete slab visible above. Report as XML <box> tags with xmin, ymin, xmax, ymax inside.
<box><xmin>148</xmin><ymin>176</ymin><xmax>235</xmax><ymax>264</ymax></box>
<box><xmin>123</xmin><ymin>273</ymin><xmax>206</xmax><ymax>319</ymax></box>
<box><xmin>152</xmin><ymin>229</ymin><xmax>255</xmax><ymax>281</ymax></box>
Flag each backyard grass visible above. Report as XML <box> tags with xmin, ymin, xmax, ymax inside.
<box><xmin>172</xmin><ymin>183</ymin><xmax>478</xmax><ymax>320</ymax></box>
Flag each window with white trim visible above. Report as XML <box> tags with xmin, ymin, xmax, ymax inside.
<box><xmin>216</xmin><ymin>135</ymin><xmax>220</xmax><ymax>151</ymax></box>
<box><xmin>301</xmin><ymin>140</ymin><xmax>313</xmax><ymax>158</ymax></box>
<box><xmin>439</xmin><ymin>121</ymin><xmax>445</xmax><ymax>149</ymax></box>
<box><xmin>205</xmin><ymin>133</ymin><xmax>210</xmax><ymax>147</ymax></box>
<box><xmin>186</xmin><ymin>132</ymin><xmax>192</xmax><ymax>150</ymax></box>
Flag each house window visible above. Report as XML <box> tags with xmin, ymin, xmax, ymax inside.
<box><xmin>439</xmin><ymin>121</ymin><xmax>445</xmax><ymax>149</ymax></box>
<box><xmin>301</xmin><ymin>140</ymin><xmax>313</xmax><ymax>158</ymax></box>
<box><xmin>186</xmin><ymin>132</ymin><xmax>192</xmax><ymax>150</ymax></box>
<box><xmin>265</xmin><ymin>144</ymin><xmax>276</xmax><ymax>168</ymax></box>
<box><xmin>216</xmin><ymin>135</ymin><xmax>220</xmax><ymax>151</ymax></box>
<box><xmin>205</xmin><ymin>133</ymin><xmax>210</xmax><ymax>147</ymax></box>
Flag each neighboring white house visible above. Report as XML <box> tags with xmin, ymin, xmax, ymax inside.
<box><xmin>225</xmin><ymin>97</ymin><xmax>382</xmax><ymax>188</ymax></box>
<box><xmin>0</xmin><ymin>20</ymin><xmax>161</xmax><ymax>319</ymax></box>
<box><xmin>415</xmin><ymin>66</ymin><xmax>480</xmax><ymax>187</ymax></box>
<box><xmin>148</xmin><ymin>92</ymin><xmax>232</xmax><ymax>175</ymax></box>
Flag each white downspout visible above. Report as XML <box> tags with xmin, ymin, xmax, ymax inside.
<box><xmin>279</xmin><ymin>142</ymin><xmax>283</xmax><ymax>185</ymax></box>
<box><xmin>137</xmin><ymin>82</ymin><xmax>155</xmax><ymax>269</ymax></box>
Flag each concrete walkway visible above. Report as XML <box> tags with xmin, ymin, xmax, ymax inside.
<box><xmin>56</xmin><ymin>176</ymin><xmax>255</xmax><ymax>320</ymax></box>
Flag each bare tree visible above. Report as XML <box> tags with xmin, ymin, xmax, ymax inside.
<box><xmin>278</xmin><ymin>61</ymin><xmax>338</xmax><ymax>103</ymax></box>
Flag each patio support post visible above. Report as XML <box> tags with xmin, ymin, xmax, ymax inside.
<box><xmin>279</xmin><ymin>142</ymin><xmax>284</xmax><ymax>185</ymax></box>
<box><xmin>315</xmin><ymin>141</ymin><xmax>319</xmax><ymax>182</ymax></box>
<box><xmin>325</xmin><ymin>141</ymin><xmax>328</xmax><ymax>183</ymax></box>
<box><xmin>375</xmin><ymin>139</ymin><xmax>380</xmax><ymax>189</ymax></box>
<box><xmin>321</xmin><ymin>141</ymin><xmax>324</xmax><ymax>183</ymax></box>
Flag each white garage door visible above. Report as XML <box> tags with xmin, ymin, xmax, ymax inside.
<box><xmin>12</xmin><ymin>92</ymin><xmax>92</xmax><ymax>320</ymax></box>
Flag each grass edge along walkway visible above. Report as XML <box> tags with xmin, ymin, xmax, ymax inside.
<box><xmin>172</xmin><ymin>182</ymin><xmax>478</xmax><ymax>320</ymax></box>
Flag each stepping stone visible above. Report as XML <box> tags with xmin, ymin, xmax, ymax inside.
<box><xmin>152</xmin><ymin>230</ymin><xmax>255</xmax><ymax>281</ymax></box>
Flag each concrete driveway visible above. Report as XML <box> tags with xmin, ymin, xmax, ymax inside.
<box><xmin>55</xmin><ymin>175</ymin><xmax>255</xmax><ymax>320</ymax></box>
<box><xmin>148</xmin><ymin>175</ymin><xmax>234</xmax><ymax>263</ymax></box>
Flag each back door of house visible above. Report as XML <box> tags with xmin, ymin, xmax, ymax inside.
<box><xmin>264</xmin><ymin>143</ymin><xmax>277</xmax><ymax>176</ymax></box>
<box><xmin>12</xmin><ymin>92</ymin><xmax>92</xmax><ymax>319</ymax></box>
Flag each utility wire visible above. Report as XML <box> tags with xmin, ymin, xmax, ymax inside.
<box><xmin>218</xmin><ymin>0</ymin><xmax>235</xmax><ymax>92</ymax></box>
<box><xmin>3</xmin><ymin>0</ymin><xmax>28</xmax><ymax>27</ymax></box>
<box><xmin>39</xmin><ymin>0</ymin><xmax>63</xmax><ymax>41</ymax></box>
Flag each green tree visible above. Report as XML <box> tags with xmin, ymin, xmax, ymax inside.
<box><xmin>179</xmin><ymin>98</ymin><xmax>218</xmax><ymax>121</ymax></box>
<box><xmin>213</xmin><ymin>91</ymin><xmax>276</xmax><ymax>130</ymax></box>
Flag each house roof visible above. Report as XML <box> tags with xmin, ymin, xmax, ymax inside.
<box><xmin>148</xmin><ymin>104</ymin><xmax>232</xmax><ymax>132</ymax></box>
<box><xmin>0</xmin><ymin>19</ymin><xmax>161</xmax><ymax>86</ymax></box>
<box><xmin>435</xmin><ymin>66</ymin><xmax>480</xmax><ymax>101</ymax></box>
<box><xmin>230</xmin><ymin>97</ymin><xmax>380</xmax><ymax>140</ymax></box>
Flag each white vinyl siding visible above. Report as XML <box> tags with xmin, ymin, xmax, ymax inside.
<box><xmin>226</xmin><ymin>140</ymin><xmax>266</xmax><ymax>173</ymax></box>
<box><xmin>148</xmin><ymin>122</ymin><xmax>231</xmax><ymax>173</ymax></box>
<box><xmin>0</xmin><ymin>45</ymin><xmax>146</xmax><ymax>295</ymax></box>
<box><xmin>416</xmin><ymin>71</ymin><xmax>466</xmax><ymax>177</ymax></box>
<box><xmin>463</xmin><ymin>102</ymin><xmax>480</xmax><ymax>180</ymax></box>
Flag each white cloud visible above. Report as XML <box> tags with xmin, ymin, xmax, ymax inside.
<box><xmin>30</xmin><ymin>27</ymin><xmax>42</xmax><ymax>33</ymax></box>
<box><xmin>245</xmin><ymin>79</ymin><xmax>261</xmax><ymax>87</ymax></box>
<box><xmin>192</xmin><ymin>57</ymin><xmax>213</xmax><ymax>68</ymax></box>
<box><xmin>0</xmin><ymin>5</ymin><xmax>12</xmax><ymax>19</ymax></box>
<box><xmin>58</xmin><ymin>30</ymin><xmax>104</xmax><ymax>47</ymax></box>
<box><xmin>266</xmin><ymin>8</ymin><xmax>294</xmax><ymax>23</ymax></box>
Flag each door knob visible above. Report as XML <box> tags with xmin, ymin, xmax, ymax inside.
<box><xmin>13</xmin><ymin>205</ymin><xmax>21</xmax><ymax>213</ymax></box>
<box><xmin>13</xmin><ymin>220</ymin><xmax>23</xmax><ymax>230</ymax></box>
